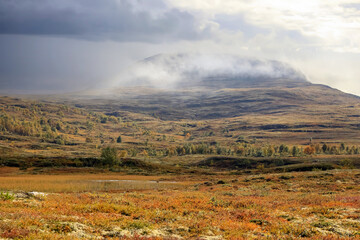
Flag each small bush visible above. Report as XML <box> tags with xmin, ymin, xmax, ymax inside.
<box><xmin>312</xmin><ymin>221</ymin><xmax>332</xmax><ymax>228</ymax></box>
<box><xmin>1</xmin><ymin>228</ymin><xmax>30</xmax><ymax>239</ymax></box>
<box><xmin>126</xmin><ymin>221</ymin><xmax>150</xmax><ymax>230</ymax></box>
<box><xmin>340</xmin><ymin>159</ymin><xmax>354</xmax><ymax>169</ymax></box>
<box><xmin>0</xmin><ymin>191</ymin><xmax>14</xmax><ymax>201</ymax></box>
<box><xmin>51</xmin><ymin>223</ymin><xmax>73</xmax><ymax>233</ymax></box>
<box><xmin>217</xmin><ymin>180</ymin><xmax>226</xmax><ymax>184</ymax></box>
<box><xmin>279</xmin><ymin>175</ymin><xmax>294</xmax><ymax>180</ymax></box>
<box><xmin>250</xmin><ymin>219</ymin><xmax>269</xmax><ymax>226</ymax></box>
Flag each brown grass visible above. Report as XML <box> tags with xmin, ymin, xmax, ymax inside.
<box><xmin>0</xmin><ymin>174</ymin><xmax>187</xmax><ymax>192</ymax></box>
<box><xmin>0</xmin><ymin>170</ymin><xmax>359</xmax><ymax>239</ymax></box>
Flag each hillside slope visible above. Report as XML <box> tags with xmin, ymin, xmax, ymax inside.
<box><xmin>5</xmin><ymin>54</ymin><xmax>360</xmax><ymax>148</ymax></box>
<box><xmin>59</xmin><ymin>53</ymin><xmax>360</xmax><ymax>120</ymax></box>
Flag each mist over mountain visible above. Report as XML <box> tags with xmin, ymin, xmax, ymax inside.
<box><xmin>36</xmin><ymin>53</ymin><xmax>346</xmax><ymax>121</ymax></box>
<box><xmin>21</xmin><ymin>53</ymin><xmax>359</xmax><ymax>121</ymax></box>
<box><xmin>114</xmin><ymin>53</ymin><xmax>309</xmax><ymax>89</ymax></box>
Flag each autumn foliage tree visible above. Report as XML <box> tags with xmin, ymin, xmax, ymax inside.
<box><xmin>304</xmin><ymin>146</ymin><xmax>315</xmax><ymax>155</ymax></box>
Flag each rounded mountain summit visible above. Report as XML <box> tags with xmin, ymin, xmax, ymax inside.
<box><xmin>77</xmin><ymin>53</ymin><xmax>359</xmax><ymax>120</ymax></box>
<box><xmin>116</xmin><ymin>53</ymin><xmax>310</xmax><ymax>89</ymax></box>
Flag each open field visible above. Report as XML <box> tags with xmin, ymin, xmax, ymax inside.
<box><xmin>1</xmin><ymin>90</ymin><xmax>360</xmax><ymax>239</ymax></box>
<box><xmin>0</xmin><ymin>173</ymin><xmax>186</xmax><ymax>193</ymax></box>
<box><xmin>0</xmin><ymin>169</ymin><xmax>359</xmax><ymax>239</ymax></box>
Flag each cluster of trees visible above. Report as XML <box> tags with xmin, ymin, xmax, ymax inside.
<box><xmin>86</xmin><ymin>112</ymin><xmax>120</xmax><ymax>124</ymax></box>
<box><xmin>112</xmin><ymin>143</ymin><xmax>360</xmax><ymax>159</ymax></box>
<box><xmin>170</xmin><ymin>143</ymin><xmax>231</xmax><ymax>156</ymax></box>
<box><xmin>301</xmin><ymin>143</ymin><xmax>360</xmax><ymax>156</ymax></box>
<box><xmin>0</xmin><ymin>100</ymin><xmax>158</xmax><ymax>155</ymax></box>
<box><xmin>166</xmin><ymin>143</ymin><xmax>298</xmax><ymax>157</ymax></box>
<box><xmin>0</xmin><ymin>114</ymin><xmax>71</xmax><ymax>141</ymax></box>
<box><xmin>96</xmin><ymin>143</ymin><xmax>360</xmax><ymax>170</ymax></box>
<box><xmin>233</xmin><ymin>143</ymin><xmax>360</xmax><ymax>157</ymax></box>
<box><xmin>0</xmin><ymin>103</ymin><xmax>123</xmax><ymax>145</ymax></box>
<box><xmin>0</xmin><ymin>114</ymin><xmax>41</xmax><ymax>136</ymax></box>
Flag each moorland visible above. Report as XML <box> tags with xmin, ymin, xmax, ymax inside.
<box><xmin>0</xmin><ymin>55</ymin><xmax>360</xmax><ymax>239</ymax></box>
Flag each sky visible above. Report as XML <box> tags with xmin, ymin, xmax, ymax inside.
<box><xmin>0</xmin><ymin>0</ymin><xmax>359</xmax><ymax>95</ymax></box>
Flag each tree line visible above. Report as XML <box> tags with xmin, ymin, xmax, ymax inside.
<box><xmin>102</xmin><ymin>142</ymin><xmax>360</xmax><ymax>161</ymax></box>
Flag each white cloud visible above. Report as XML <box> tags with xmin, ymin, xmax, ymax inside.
<box><xmin>112</xmin><ymin>53</ymin><xmax>307</xmax><ymax>89</ymax></box>
<box><xmin>158</xmin><ymin>0</ymin><xmax>360</xmax><ymax>95</ymax></box>
<box><xmin>167</xmin><ymin>0</ymin><xmax>360</xmax><ymax>53</ymax></box>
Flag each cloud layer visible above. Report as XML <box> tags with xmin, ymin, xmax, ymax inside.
<box><xmin>169</xmin><ymin>0</ymin><xmax>360</xmax><ymax>53</ymax></box>
<box><xmin>0</xmin><ymin>0</ymin><xmax>212</xmax><ymax>42</ymax></box>
<box><xmin>115</xmin><ymin>53</ymin><xmax>307</xmax><ymax>89</ymax></box>
<box><xmin>0</xmin><ymin>0</ymin><xmax>359</xmax><ymax>95</ymax></box>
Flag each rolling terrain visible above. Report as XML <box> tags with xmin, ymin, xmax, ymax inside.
<box><xmin>24</xmin><ymin>54</ymin><xmax>360</xmax><ymax>145</ymax></box>
<box><xmin>1</xmin><ymin>54</ymin><xmax>360</xmax><ymax>239</ymax></box>
<box><xmin>1</xmin><ymin>54</ymin><xmax>360</xmax><ymax>171</ymax></box>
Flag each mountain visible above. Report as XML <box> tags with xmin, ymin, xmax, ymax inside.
<box><xmin>57</xmin><ymin>53</ymin><xmax>350</xmax><ymax>120</ymax></box>
<box><xmin>116</xmin><ymin>53</ymin><xmax>309</xmax><ymax>89</ymax></box>
<box><xmin>25</xmin><ymin>53</ymin><xmax>360</xmax><ymax>123</ymax></box>
<box><xmin>3</xmin><ymin>53</ymin><xmax>360</xmax><ymax>150</ymax></box>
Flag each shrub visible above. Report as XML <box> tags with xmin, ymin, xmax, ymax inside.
<box><xmin>1</xmin><ymin>228</ymin><xmax>30</xmax><ymax>239</ymax></box>
<box><xmin>279</xmin><ymin>175</ymin><xmax>294</xmax><ymax>180</ymax></box>
<box><xmin>0</xmin><ymin>191</ymin><xmax>14</xmax><ymax>201</ymax></box>
<box><xmin>51</xmin><ymin>223</ymin><xmax>73</xmax><ymax>233</ymax></box>
<box><xmin>55</xmin><ymin>135</ymin><xmax>66</xmax><ymax>145</ymax></box>
<box><xmin>291</xmin><ymin>146</ymin><xmax>299</xmax><ymax>157</ymax></box>
<box><xmin>101</xmin><ymin>147</ymin><xmax>118</xmax><ymax>166</ymax></box>
<box><xmin>304</xmin><ymin>146</ymin><xmax>315</xmax><ymax>155</ymax></box>
<box><xmin>126</xmin><ymin>221</ymin><xmax>150</xmax><ymax>230</ymax></box>
<box><xmin>119</xmin><ymin>150</ymin><xmax>128</xmax><ymax>158</ymax></box>
<box><xmin>340</xmin><ymin>159</ymin><xmax>354</xmax><ymax>168</ymax></box>
<box><xmin>275</xmin><ymin>159</ymin><xmax>284</xmax><ymax>166</ymax></box>
<box><xmin>250</xmin><ymin>219</ymin><xmax>269</xmax><ymax>226</ymax></box>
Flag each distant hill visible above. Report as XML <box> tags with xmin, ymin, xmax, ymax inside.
<box><xmin>2</xmin><ymin>54</ymin><xmax>360</xmax><ymax>154</ymax></box>
<box><xmin>116</xmin><ymin>53</ymin><xmax>309</xmax><ymax>89</ymax></box>
<box><xmin>24</xmin><ymin>53</ymin><xmax>360</xmax><ymax>122</ymax></box>
<box><xmin>65</xmin><ymin>54</ymin><xmax>351</xmax><ymax>120</ymax></box>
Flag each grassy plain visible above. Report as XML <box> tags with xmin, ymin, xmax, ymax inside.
<box><xmin>0</xmin><ymin>169</ymin><xmax>359</xmax><ymax>239</ymax></box>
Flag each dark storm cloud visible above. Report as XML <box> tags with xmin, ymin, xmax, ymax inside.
<box><xmin>0</xmin><ymin>0</ymin><xmax>215</xmax><ymax>93</ymax></box>
<box><xmin>0</xmin><ymin>0</ymin><xmax>211</xmax><ymax>42</ymax></box>
<box><xmin>0</xmin><ymin>34</ymin><xmax>147</xmax><ymax>93</ymax></box>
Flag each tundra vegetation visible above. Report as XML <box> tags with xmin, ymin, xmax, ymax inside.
<box><xmin>0</xmin><ymin>96</ymin><xmax>359</xmax><ymax>239</ymax></box>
